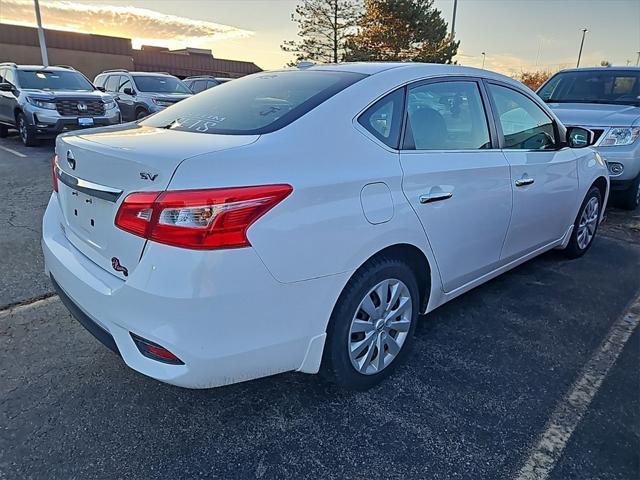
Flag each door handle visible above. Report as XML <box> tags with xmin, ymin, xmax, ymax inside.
<box><xmin>515</xmin><ymin>177</ymin><xmax>535</xmax><ymax>187</ymax></box>
<box><xmin>419</xmin><ymin>192</ymin><xmax>453</xmax><ymax>204</ymax></box>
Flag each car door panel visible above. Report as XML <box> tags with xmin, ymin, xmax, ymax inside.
<box><xmin>401</xmin><ymin>151</ymin><xmax>513</xmax><ymax>292</ymax></box>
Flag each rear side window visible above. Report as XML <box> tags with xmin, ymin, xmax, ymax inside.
<box><xmin>488</xmin><ymin>83</ymin><xmax>556</xmax><ymax>150</ymax></box>
<box><xmin>94</xmin><ymin>75</ymin><xmax>106</xmax><ymax>88</ymax></box>
<box><xmin>358</xmin><ymin>88</ymin><xmax>405</xmax><ymax>148</ymax></box>
<box><xmin>404</xmin><ymin>81</ymin><xmax>491</xmax><ymax>150</ymax></box>
<box><xmin>141</xmin><ymin>70</ymin><xmax>366</xmax><ymax>135</ymax></box>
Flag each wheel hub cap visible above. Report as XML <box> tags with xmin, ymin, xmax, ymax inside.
<box><xmin>576</xmin><ymin>196</ymin><xmax>599</xmax><ymax>250</ymax></box>
<box><xmin>348</xmin><ymin>278</ymin><xmax>413</xmax><ymax>375</ymax></box>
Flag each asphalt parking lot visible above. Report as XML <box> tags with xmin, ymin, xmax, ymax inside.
<box><xmin>0</xmin><ymin>133</ymin><xmax>638</xmax><ymax>480</ymax></box>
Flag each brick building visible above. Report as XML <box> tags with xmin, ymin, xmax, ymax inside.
<box><xmin>0</xmin><ymin>23</ymin><xmax>262</xmax><ymax>80</ymax></box>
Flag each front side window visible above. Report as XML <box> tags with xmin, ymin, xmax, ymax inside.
<box><xmin>488</xmin><ymin>84</ymin><xmax>556</xmax><ymax>150</ymax></box>
<box><xmin>16</xmin><ymin>70</ymin><xmax>94</xmax><ymax>91</ymax></box>
<box><xmin>538</xmin><ymin>70</ymin><xmax>640</xmax><ymax>106</ymax></box>
<box><xmin>132</xmin><ymin>75</ymin><xmax>191</xmax><ymax>94</ymax></box>
<box><xmin>358</xmin><ymin>88</ymin><xmax>404</xmax><ymax>148</ymax></box>
<box><xmin>118</xmin><ymin>78</ymin><xmax>133</xmax><ymax>93</ymax></box>
<box><xmin>104</xmin><ymin>75</ymin><xmax>120</xmax><ymax>92</ymax></box>
<box><xmin>141</xmin><ymin>70</ymin><xmax>366</xmax><ymax>135</ymax></box>
<box><xmin>404</xmin><ymin>81</ymin><xmax>491</xmax><ymax>150</ymax></box>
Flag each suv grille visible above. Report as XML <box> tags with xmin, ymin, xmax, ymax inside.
<box><xmin>591</xmin><ymin>129</ymin><xmax>605</xmax><ymax>144</ymax></box>
<box><xmin>55</xmin><ymin>99</ymin><xmax>105</xmax><ymax>117</ymax></box>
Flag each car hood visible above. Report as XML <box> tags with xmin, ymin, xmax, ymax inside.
<box><xmin>22</xmin><ymin>89</ymin><xmax>111</xmax><ymax>100</ymax></box>
<box><xmin>144</xmin><ymin>93</ymin><xmax>192</xmax><ymax>101</ymax></box>
<box><xmin>546</xmin><ymin>102</ymin><xmax>640</xmax><ymax>127</ymax></box>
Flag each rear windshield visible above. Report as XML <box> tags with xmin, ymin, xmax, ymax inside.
<box><xmin>132</xmin><ymin>75</ymin><xmax>192</xmax><ymax>94</ymax></box>
<box><xmin>140</xmin><ymin>70</ymin><xmax>366</xmax><ymax>135</ymax></box>
<box><xmin>16</xmin><ymin>70</ymin><xmax>94</xmax><ymax>91</ymax></box>
<box><xmin>538</xmin><ymin>70</ymin><xmax>640</xmax><ymax>106</ymax></box>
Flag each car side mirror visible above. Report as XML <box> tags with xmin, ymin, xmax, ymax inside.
<box><xmin>123</xmin><ymin>87</ymin><xmax>135</xmax><ymax>96</ymax></box>
<box><xmin>0</xmin><ymin>82</ymin><xmax>13</xmax><ymax>92</ymax></box>
<box><xmin>566</xmin><ymin>127</ymin><xmax>594</xmax><ymax>148</ymax></box>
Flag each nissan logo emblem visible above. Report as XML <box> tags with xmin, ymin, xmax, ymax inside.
<box><xmin>77</xmin><ymin>102</ymin><xmax>88</xmax><ymax>112</ymax></box>
<box><xmin>66</xmin><ymin>150</ymin><xmax>76</xmax><ymax>170</ymax></box>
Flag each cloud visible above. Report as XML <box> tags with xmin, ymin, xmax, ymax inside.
<box><xmin>0</xmin><ymin>0</ymin><xmax>253</xmax><ymax>48</ymax></box>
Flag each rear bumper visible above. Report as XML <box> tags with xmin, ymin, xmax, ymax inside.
<box><xmin>42</xmin><ymin>194</ymin><xmax>344</xmax><ymax>388</ymax></box>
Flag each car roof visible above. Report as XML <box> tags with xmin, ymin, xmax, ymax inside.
<box><xmin>555</xmin><ymin>66</ymin><xmax>640</xmax><ymax>73</ymax></box>
<box><xmin>297</xmin><ymin>62</ymin><xmax>519</xmax><ymax>85</ymax></box>
<box><xmin>8</xmin><ymin>65</ymin><xmax>75</xmax><ymax>71</ymax></box>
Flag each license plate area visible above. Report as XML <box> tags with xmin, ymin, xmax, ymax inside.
<box><xmin>78</xmin><ymin>117</ymin><xmax>94</xmax><ymax>127</ymax></box>
<box><xmin>60</xmin><ymin>186</ymin><xmax>113</xmax><ymax>249</ymax></box>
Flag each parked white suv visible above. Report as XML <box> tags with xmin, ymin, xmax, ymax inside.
<box><xmin>538</xmin><ymin>67</ymin><xmax>640</xmax><ymax>209</ymax></box>
<box><xmin>43</xmin><ymin>63</ymin><xmax>608</xmax><ymax>390</ymax></box>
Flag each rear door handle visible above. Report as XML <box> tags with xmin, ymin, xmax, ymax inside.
<box><xmin>515</xmin><ymin>177</ymin><xmax>535</xmax><ymax>187</ymax></box>
<box><xmin>419</xmin><ymin>192</ymin><xmax>453</xmax><ymax>204</ymax></box>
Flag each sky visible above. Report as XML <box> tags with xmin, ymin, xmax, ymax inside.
<box><xmin>0</xmin><ymin>0</ymin><xmax>639</xmax><ymax>75</ymax></box>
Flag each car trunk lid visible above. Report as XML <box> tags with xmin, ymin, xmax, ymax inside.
<box><xmin>54</xmin><ymin>124</ymin><xmax>258</xmax><ymax>278</ymax></box>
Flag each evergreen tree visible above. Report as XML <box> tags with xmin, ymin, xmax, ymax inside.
<box><xmin>345</xmin><ymin>0</ymin><xmax>458</xmax><ymax>64</ymax></box>
<box><xmin>282</xmin><ymin>0</ymin><xmax>362</xmax><ymax>65</ymax></box>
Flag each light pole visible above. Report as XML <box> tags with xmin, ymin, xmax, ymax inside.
<box><xmin>450</xmin><ymin>0</ymin><xmax>458</xmax><ymax>42</ymax></box>
<box><xmin>481</xmin><ymin>52</ymin><xmax>486</xmax><ymax>69</ymax></box>
<box><xmin>576</xmin><ymin>28</ymin><xmax>588</xmax><ymax>68</ymax></box>
<box><xmin>33</xmin><ymin>0</ymin><xmax>49</xmax><ymax>67</ymax></box>
<box><xmin>636</xmin><ymin>51</ymin><xmax>640</xmax><ymax>66</ymax></box>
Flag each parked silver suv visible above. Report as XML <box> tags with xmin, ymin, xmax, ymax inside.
<box><xmin>0</xmin><ymin>63</ymin><xmax>120</xmax><ymax>146</ymax></box>
<box><xmin>94</xmin><ymin>70</ymin><xmax>192</xmax><ymax>122</ymax></box>
<box><xmin>538</xmin><ymin>67</ymin><xmax>640</xmax><ymax>210</ymax></box>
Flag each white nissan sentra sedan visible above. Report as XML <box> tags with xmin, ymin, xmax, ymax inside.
<box><xmin>43</xmin><ymin>63</ymin><xmax>609</xmax><ymax>390</ymax></box>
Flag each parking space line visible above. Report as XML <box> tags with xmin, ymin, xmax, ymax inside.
<box><xmin>514</xmin><ymin>294</ymin><xmax>640</xmax><ymax>480</ymax></box>
<box><xmin>0</xmin><ymin>144</ymin><xmax>27</xmax><ymax>158</ymax></box>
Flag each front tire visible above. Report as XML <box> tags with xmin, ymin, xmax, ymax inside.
<box><xmin>136</xmin><ymin>109</ymin><xmax>149</xmax><ymax>120</ymax></box>
<box><xmin>563</xmin><ymin>186</ymin><xmax>602</xmax><ymax>259</ymax></box>
<box><xmin>0</xmin><ymin>125</ymin><xmax>7</xmax><ymax>138</ymax></box>
<box><xmin>16</xmin><ymin>113</ymin><xmax>39</xmax><ymax>147</ymax></box>
<box><xmin>617</xmin><ymin>174</ymin><xmax>640</xmax><ymax>211</ymax></box>
<box><xmin>321</xmin><ymin>256</ymin><xmax>420</xmax><ymax>390</ymax></box>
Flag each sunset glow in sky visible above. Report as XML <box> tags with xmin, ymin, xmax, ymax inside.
<box><xmin>1</xmin><ymin>0</ymin><xmax>639</xmax><ymax>74</ymax></box>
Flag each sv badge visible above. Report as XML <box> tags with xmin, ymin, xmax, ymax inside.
<box><xmin>140</xmin><ymin>172</ymin><xmax>158</xmax><ymax>181</ymax></box>
<box><xmin>111</xmin><ymin>257</ymin><xmax>129</xmax><ymax>277</ymax></box>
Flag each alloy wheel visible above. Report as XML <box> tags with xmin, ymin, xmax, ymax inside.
<box><xmin>348</xmin><ymin>279</ymin><xmax>412</xmax><ymax>375</ymax></box>
<box><xmin>576</xmin><ymin>196</ymin><xmax>599</xmax><ymax>250</ymax></box>
<box><xmin>18</xmin><ymin>117</ymin><xmax>27</xmax><ymax>143</ymax></box>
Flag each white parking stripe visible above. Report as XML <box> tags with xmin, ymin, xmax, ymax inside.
<box><xmin>514</xmin><ymin>295</ymin><xmax>640</xmax><ymax>480</ymax></box>
<box><xmin>0</xmin><ymin>144</ymin><xmax>27</xmax><ymax>158</ymax></box>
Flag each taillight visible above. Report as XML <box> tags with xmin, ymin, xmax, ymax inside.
<box><xmin>52</xmin><ymin>155</ymin><xmax>59</xmax><ymax>192</ymax></box>
<box><xmin>115</xmin><ymin>185</ymin><xmax>292</xmax><ymax>250</ymax></box>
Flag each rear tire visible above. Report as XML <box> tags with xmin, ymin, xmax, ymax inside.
<box><xmin>321</xmin><ymin>256</ymin><xmax>420</xmax><ymax>390</ymax></box>
<box><xmin>563</xmin><ymin>186</ymin><xmax>602</xmax><ymax>259</ymax></box>
<box><xmin>136</xmin><ymin>109</ymin><xmax>149</xmax><ymax>120</ymax></box>
<box><xmin>16</xmin><ymin>113</ymin><xmax>39</xmax><ymax>147</ymax></box>
<box><xmin>617</xmin><ymin>174</ymin><xmax>640</xmax><ymax>211</ymax></box>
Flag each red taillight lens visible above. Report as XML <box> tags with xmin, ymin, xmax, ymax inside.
<box><xmin>115</xmin><ymin>185</ymin><xmax>292</xmax><ymax>250</ymax></box>
<box><xmin>52</xmin><ymin>155</ymin><xmax>59</xmax><ymax>192</ymax></box>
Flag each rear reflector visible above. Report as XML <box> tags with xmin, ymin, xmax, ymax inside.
<box><xmin>130</xmin><ymin>333</ymin><xmax>184</xmax><ymax>365</ymax></box>
<box><xmin>115</xmin><ymin>185</ymin><xmax>292</xmax><ymax>250</ymax></box>
<box><xmin>52</xmin><ymin>155</ymin><xmax>59</xmax><ymax>193</ymax></box>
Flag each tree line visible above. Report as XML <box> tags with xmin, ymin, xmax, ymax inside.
<box><xmin>282</xmin><ymin>0</ymin><xmax>459</xmax><ymax>65</ymax></box>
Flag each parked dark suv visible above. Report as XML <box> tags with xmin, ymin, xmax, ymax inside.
<box><xmin>183</xmin><ymin>75</ymin><xmax>232</xmax><ymax>93</ymax></box>
<box><xmin>0</xmin><ymin>63</ymin><xmax>120</xmax><ymax>146</ymax></box>
<box><xmin>94</xmin><ymin>70</ymin><xmax>192</xmax><ymax>121</ymax></box>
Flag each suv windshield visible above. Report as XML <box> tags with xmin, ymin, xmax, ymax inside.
<box><xmin>141</xmin><ymin>70</ymin><xmax>366</xmax><ymax>135</ymax></box>
<box><xmin>132</xmin><ymin>75</ymin><xmax>191</xmax><ymax>94</ymax></box>
<box><xmin>538</xmin><ymin>70</ymin><xmax>640</xmax><ymax>106</ymax></box>
<box><xmin>16</xmin><ymin>70</ymin><xmax>94</xmax><ymax>91</ymax></box>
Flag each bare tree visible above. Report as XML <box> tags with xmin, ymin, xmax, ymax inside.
<box><xmin>282</xmin><ymin>0</ymin><xmax>361</xmax><ymax>65</ymax></box>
